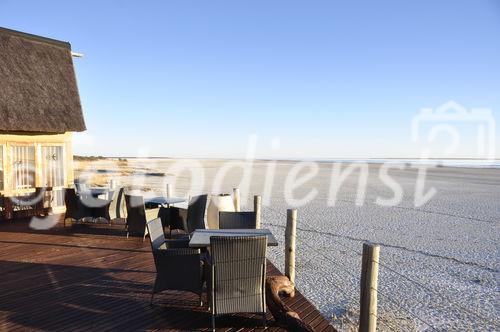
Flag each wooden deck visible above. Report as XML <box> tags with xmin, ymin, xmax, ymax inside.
<box><xmin>0</xmin><ymin>217</ymin><xmax>334</xmax><ymax>331</ymax></box>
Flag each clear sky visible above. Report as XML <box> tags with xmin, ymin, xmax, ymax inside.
<box><xmin>2</xmin><ymin>1</ymin><xmax>500</xmax><ymax>160</ymax></box>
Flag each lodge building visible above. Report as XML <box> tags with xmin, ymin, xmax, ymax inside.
<box><xmin>0</xmin><ymin>27</ymin><xmax>85</xmax><ymax>214</ymax></box>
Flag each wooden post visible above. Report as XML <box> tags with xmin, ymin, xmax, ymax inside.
<box><xmin>359</xmin><ymin>243</ymin><xmax>380</xmax><ymax>332</ymax></box>
<box><xmin>34</xmin><ymin>143</ymin><xmax>42</xmax><ymax>187</ymax></box>
<box><xmin>285</xmin><ymin>209</ymin><xmax>297</xmax><ymax>286</ymax></box>
<box><xmin>166</xmin><ymin>183</ymin><xmax>171</xmax><ymax>198</ymax></box>
<box><xmin>254</xmin><ymin>195</ymin><xmax>261</xmax><ymax>229</ymax></box>
<box><xmin>233</xmin><ymin>187</ymin><xmax>240</xmax><ymax>212</ymax></box>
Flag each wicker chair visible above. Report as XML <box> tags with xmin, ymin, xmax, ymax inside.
<box><xmin>162</xmin><ymin>194</ymin><xmax>207</xmax><ymax>237</ymax></box>
<box><xmin>108</xmin><ymin>187</ymin><xmax>126</xmax><ymax>221</ymax></box>
<box><xmin>185</xmin><ymin>194</ymin><xmax>208</xmax><ymax>234</ymax></box>
<box><xmin>0</xmin><ymin>194</ymin><xmax>11</xmax><ymax>220</ymax></box>
<box><xmin>208</xmin><ymin>235</ymin><xmax>267</xmax><ymax>331</ymax></box>
<box><xmin>157</xmin><ymin>205</ymin><xmax>186</xmax><ymax>237</ymax></box>
<box><xmin>218</xmin><ymin>211</ymin><xmax>257</xmax><ymax>229</ymax></box>
<box><xmin>0</xmin><ymin>194</ymin><xmax>4</xmax><ymax>219</ymax></box>
<box><xmin>146</xmin><ymin>217</ymin><xmax>204</xmax><ymax>305</ymax></box>
<box><xmin>124</xmin><ymin>194</ymin><xmax>150</xmax><ymax>240</ymax></box>
<box><xmin>64</xmin><ymin>188</ymin><xmax>91</xmax><ymax>226</ymax></box>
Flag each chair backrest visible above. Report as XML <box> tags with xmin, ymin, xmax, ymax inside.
<box><xmin>34</xmin><ymin>187</ymin><xmax>53</xmax><ymax>209</ymax></box>
<box><xmin>146</xmin><ymin>218</ymin><xmax>166</xmax><ymax>250</ymax></box>
<box><xmin>108</xmin><ymin>187</ymin><xmax>126</xmax><ymax>220</ymax></box>
<box><xmin>74</xmin><ymin>179</ymin><xmax>87</xmax><ymax>193</ymax></box>
<box><xmin>186</xmin><ymin>194</ymin><xmax>207</xmax><ymax>233</ymax></box>
<box><xmin>44</xmin><ymin>187</ymin><xmax>53</xmax><ymax>204</ymax></box>
<box><xmin>210</xmin><ymin>235</ymin><xmax>267</xmax><ymax>315</ymax></box>
<box><xmin>124</xmin><ymin>194</ymin><xmax>147</xmax><ymax>235</ymax></box>
<box><xmin>218</xmin><ymin>211</ymin><xmax>257</xmax><ymax>229</ymax></box>
<box><xmin>64</xmin><ymin>188</ymin><xmax>79</xmax><ymax>218</ymax></box>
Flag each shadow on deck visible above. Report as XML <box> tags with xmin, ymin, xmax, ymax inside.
<box><xmin>0</xmin><ymin>216</ymin><xmax>334</xmax><ymax>331</ymax></box>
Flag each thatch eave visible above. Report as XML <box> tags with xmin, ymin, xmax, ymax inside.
<box><xmin>0</xmin><ymin>27</ymin><xmax>86</xmax><ymax>133</ymax></box>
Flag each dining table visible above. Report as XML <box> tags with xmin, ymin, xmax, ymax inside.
<box><xmin>188</xmin><ymin>228</ymin><xmax>279</xmax><ymax>248</ymax></box>
<box><xmin>144</xmin><ymin>196</ymin><xmax>186</xmax><ymax>209</ymax></box>
<box><xmin>84</xmin><ymin>187</ymin><xmax>109</xmax><ymax>198</ymax></box>
<box><xmin>79</xmin><ymin>190</ymin><xmax>112</xmax><ymax>222</ymax></box>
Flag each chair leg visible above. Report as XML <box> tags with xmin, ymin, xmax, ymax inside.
<box><xmin>262</xmin><ymin>312</ymin><xmax>266</xmax><ymax>329</ymax></box>
<box><xmin>199</xmin><ymin>293</ymin><xmax>203</xmax><ymax>307</ymax></box>
<box><xmin>126</xmin><ymin>231</ymin><xmax>129</xmax><ymax>239</ymax></box>
<box><xmin>150</xmin><ymin>291</ymin><xmax>155</xmax><ymax>306</ymax></box>
<box><xmin>211</xmin><ymin>314</ymin><xmax>215</xmax><ymax>332</ymax></box>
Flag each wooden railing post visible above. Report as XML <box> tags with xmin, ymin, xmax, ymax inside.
<box><xmin>359</xmin><ymin>243</ymin><xmax>380</xmax><ymax>332</ymax></box>
<box><xmin>166</xmin><ymin>183</ymin><xmax>171</xmax><ymax>198</ymax></box>
<box><xmin>285</xmin><ymin>208</ymin><xmax>297</xmax><ymax>286</ymax></box>
<box><xmin>254</xmin><ymin>195</ymin><xmax>261</xmax><ymax>229</ymax></box>
<box><xmin>233</xmin><ymin>187</ymin><xmax>240</xmax><ymax>211</ymax></box>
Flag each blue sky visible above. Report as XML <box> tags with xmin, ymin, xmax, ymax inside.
<box><xmin>2</xmin><ymin>1</ymin><xmax>500</xmax><ymax>159</ymax></box>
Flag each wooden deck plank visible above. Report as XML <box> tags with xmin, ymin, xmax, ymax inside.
<box><xmin>0</xmin><ymin>217</ymin><xmax>334</xmax><ymax>331</ymax></box>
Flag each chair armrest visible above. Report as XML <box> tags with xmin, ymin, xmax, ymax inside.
<box><xmin>154</xmin><ymin>248</ymin><xmax>202</xmax><ymax>267</ymax></box>
<box><xmin>154</xmin><ymin>248</ymin><xmax>203</xmax><ymax>275</ymax></box>
<box><xmin>164</xmin><ymin>238</ymin><xmax>190</xmax><ymax>248</ymax></box>
<box><xmin>146</xmin><ymin>207</ymin><xmax>160</xmax><ymax>222</ymax></box>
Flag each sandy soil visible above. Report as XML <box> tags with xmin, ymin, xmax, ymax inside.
<box><xmin>74</xmin><ymin>158</ymin><xmax>500</xmax><ymax>331</ymax></box>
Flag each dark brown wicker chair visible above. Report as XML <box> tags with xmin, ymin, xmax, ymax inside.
<box><xmin>218</xmin><ymin>211</ymin><xmax>257</xmax><ymax>229</ymax></box>
<box><xmin>0</xmin><ymin>194</ymin><xmax>7</xmax><ymax>220</ymax></box>
<box><xmin>8</xmin><ymin>188</ymin><xmax>50</xmax><ymax>218</ymax></box>
<box><xmin>208</xmin><ymin>235</ymin><xmax>267</xmax><ymax>331</ymax></box>
<box><xmin>157</xmin><ymin>205</ymin><xmax>186</xmax><ymax>236</ymax></box>
<box><xmin>186</xmin><ymin>194</ymin><xmax>208</xmax><ymax>234</ymax></box>
<box><xmin>162</xmin><ymin>194</ymin><xmax>207</xmax><ymax>237</ymax></box>
<box><xmin>124</xmin><ymin>194</ymin><xmax>149</xmax><ymax>240</ymax></box>
<box><xmin>146</xmin><ymin>218</ymin><xmax>204</xmax><ymax>305</ymax></box>
<box><xmin>64</xmin><ymin>188</ymin><xmax>91</xmax><ymax>226</ymax></box>
<box><xmin>108</xmin><ymin>187</ymin><xmax>126</xmax><ymax>221</ymax></box>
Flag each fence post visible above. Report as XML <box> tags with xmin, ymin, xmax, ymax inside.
<box><xmin>254</xmin><ymin>195</ymin><xmax>261</xmax><ymax>229</ymax></box>
<box><xmin>285</xmin><ymin>208</ymin><xmax>297</xmax><ymax>286</ymax></box>
<box><xmin>359</xmin><ymin>243</ymin><xmax>380</xmax><ymax>332</ymax></box>
<box><xmin>233</xmin><ymin>188</ymin><xmax>240</xmax><ymax>211</ymax></box>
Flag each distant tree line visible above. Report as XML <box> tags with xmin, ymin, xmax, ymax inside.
<box><xmin>73</xmin><ymin>155</ymin><xmax>127</xmax><ymax>162</ymax></box>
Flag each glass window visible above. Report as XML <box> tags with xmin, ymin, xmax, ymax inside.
<box><xmin>0</xmin><ymin>145</ymin><xmax>3</xmax><ymax>191</ymax></box>
<box><xmin>12</xmin><ymin>145</ymin><xmax>36</xmax><ymax>190</ymax></box>
<box><xmin>42</xmin><ymin>146</ymin><xmax>65</xmax><ymax>207</ymax></box>
<box><xmin>42</xmin><ymin>146</ymin><xmax>64</xmax><ymax>187</ymax></box>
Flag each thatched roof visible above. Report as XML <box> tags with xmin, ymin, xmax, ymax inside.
<box><xmin>0</xmin><ymin>27</ymin><xmax>86</xmax><ymax>133</ymax></box>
